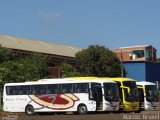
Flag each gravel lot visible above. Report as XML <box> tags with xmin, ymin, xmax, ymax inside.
<box><xmin>1</xmin><ymin>111</ymin><xmax>160</xmax><ymax>120</ymax></box>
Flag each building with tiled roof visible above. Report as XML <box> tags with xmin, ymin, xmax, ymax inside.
<box><xmin>114</xmin><ymin>45</ymin><xmax>157</xmax><ymax>62</ymax></box>
<box><xmin>0</xmin><ymin>35</ymin><xmax>82</xmax><ymax>77</ymax></box>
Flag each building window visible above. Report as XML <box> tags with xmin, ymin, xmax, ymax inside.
<box><xmin>145</xmin><ymin>51</ymin><xmax>149</xmax><ymax>58</ymax></box>
<box><xmin>132</xmin><ymin>50</ymin><xmax>144</xmax><ymax>59</ymax></box>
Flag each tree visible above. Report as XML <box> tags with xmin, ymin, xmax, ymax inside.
<box><xmin>75</xmin><ymin>45</ymin><xmax>125</xmax><ymax>77</ymax></box>
<box><xmin>0</xmin><ymin>45</ymin><xmax>13</xmax><ymax>63</ymax></box>
<box><xmin>0</xmin><ymin>52</ymin><xmax>50</xmax><ymax>92</ymax></box>
<box><xmin>60</xmin><ymin>62</ymin><xmax>81</xmax><ymax>78</ymax></box>
<box><xmin>18</xmin><ymin>53</ymin><xmax>50</xmax><ymax>81</ymax></box>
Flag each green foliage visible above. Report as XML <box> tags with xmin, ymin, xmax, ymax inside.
<box><xmin>18</xmin><ymin>53</ymin><xmax>50</xmax><ymax>81</ymax></box>
<box><xmin>60</xmin><ymin>62</ymin><xmax>81</xmax><ymax>78</ymax></box>
<box><xmin>75</xmin><ymin>45</ymin><xmax>125</xmax><ymax>77</ymax></box>
<box><xmin>0</xmin><ymin>45</ymin><xmax>13</xmax><ymax>63</ymax></box>
<box><xmin>0</xmin><ymin>47</ymin><xmax>50</xmax><ymax>92</ymax></box>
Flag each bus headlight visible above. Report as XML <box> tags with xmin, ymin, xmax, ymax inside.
<box><xmin>105</xmin><ymin>103</ymin><xmax>111</xmax><ymax>106</ymax></box>
<box><xmin>146</xmin><ymin>103</ymin><xmax>152</xmax><ymax>106</ymax></box>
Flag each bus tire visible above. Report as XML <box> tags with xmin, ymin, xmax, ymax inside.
<box><xmin>25</xmin><ymin>105</ymin><xmax>35</xmax><ymax>115</ymax></box>
<box><xmin>77</xmin><ymin>104</ymin><xmax>87</xmax><ymax>115</ymax></box>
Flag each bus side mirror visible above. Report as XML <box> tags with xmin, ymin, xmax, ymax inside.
<box><xmin>120</xmin><ymin>86</ymin><xmax>130</xmax><ymax>93</ymax></box>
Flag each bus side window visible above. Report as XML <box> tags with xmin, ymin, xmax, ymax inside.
<box><xmin>18</xmin><ymin>87</ymin><xmax>23</xmax><ymax>95</ymax></box>
<box><xmin>78</xmin><ymin>88</ymin><xmax>81</xmax><ymax>93</ymax></box>
<box><xmin>46</xmin><ymin>84</ymin><xmax>60</xmax><ymax>94</ymax></box>
<box><xmin>63</xmin><ymin>89</ymin><xmax>67</xmax><ymax>93</ymax></box>
<box><xmin>61</xmin><ymin>84</ymin><xmax>73</xmax><ymax>93</ymax></box>
<box><xmin>6</xmin><ymin>86</ymin><xmax>24</xmax><ymax>95</ymax></box>
<box><xmin>23</xmin><ymin>85</ymin><xmax>31</xmax><ymax>94</ymax></box>
<box><xmin>46</xmin><ymin>87</ymin><xmax>51</xmax><ymax>94</ymax></box>
<box><xmin>75</xmin><ymin>83</ymin><xmax>89</xmax><ymax>93</ymax></box>
<box><xmin>13</xmin><ymin>86</ymin><xmax>19</xmax><ymax>95</ymax></box>
<box><xmin>55</xmin><ymin>84</ymin><xmax>60</xmax><ymax>94</ymax></box>
<box><xmin>31</xmin><ymin>86</ymin><xmax>36</xmax><ymax>94</ymax></box>
<box><xmin>31</xmin><ymin>85</ymin><xmax>46</xmax><ymax>94</ymax></box>
<box><xmin>6</xmin><ymin>86</ymin><xmax>14</xmax><ymax>95</ymax></box>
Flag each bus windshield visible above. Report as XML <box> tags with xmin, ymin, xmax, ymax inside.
<box><xmin>123</xmin><ymin>81</ymin><xmax>138</xmax><ymax>102</ymax></box>
<box><xmin>103</xmin><ymin>83</ymin><xmax>119</xmax><ymax>102</ymax></box>
<box><xmin>145</xmin><ymin>85</ymin><xmax>158</xmax><ymax>102</ymax></box>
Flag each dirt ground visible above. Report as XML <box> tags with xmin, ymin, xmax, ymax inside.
<box><xmin>1</xmin><ymin>111</ymin><xmax>160</xmax><ymax>120</ymax></box>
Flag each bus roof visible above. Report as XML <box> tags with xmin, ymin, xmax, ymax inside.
<box><xmin>136</xmin><ymin>81</ymin><xmax>156</xmax><ymax>86</ymax></box>
<box><xmin>102</xmin><ymin>77</ymin><xmax>136</xmax><ymax>82</ymax></box>
<box><xmin>64</xmin><ymin>77</ymin><xmax>136</xmax><ymax>83</ymax></box>
<box><xmin>64</xmin><ymin>77</ymin><xmax>118</xmax><ymax>83</ymax></box>
<box><xmin>4</xmin><ymin>78</ymin><xmax>116</xmax><ymax>86</ymax></box>
<box><xmin>65</xmin><ymin>77</ymin><xmax>98</xmax><ymax>80</ymax></box>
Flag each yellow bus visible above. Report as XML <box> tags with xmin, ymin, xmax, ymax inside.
<box><xmin>103</xmin><ymin>77</ymin><xmax>139</xmax><ymax>112</ymax></box>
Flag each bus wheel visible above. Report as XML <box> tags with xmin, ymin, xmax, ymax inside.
<box><xmin>25</xmin><ymin>105</ymin><xmax>35</xmax><ymax>115</ymax></box>
<box><xmin>77</xmin><ymin>105</ymin><xmax>87</xmax><ymax>115</ymax></box>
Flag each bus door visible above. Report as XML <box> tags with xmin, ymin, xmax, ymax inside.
<box><xmin>116</xmin><ymin>82</ymin><xmax>123</xmax><ymax>110</ymax></box>
<box><xmin>91</xmin><ymin>83</ymin><xmax>103</xmax><ymax>111</ymax></box>
<box><xmin>137</xmin><ymin>86</ymin><xmax>144</xmax><ymax>110</ymax></box>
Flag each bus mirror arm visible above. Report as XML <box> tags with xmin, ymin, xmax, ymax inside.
<box><xmin>120</xmin><ymin>86</ymin><xmax>130</xmax><ymax>93</ymax></box>
<box><xmin>137</xmin><ymin>86</ymin><xmax>143</xmax><ymax>89</ymax></box>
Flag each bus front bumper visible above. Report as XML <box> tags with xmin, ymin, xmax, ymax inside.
<box><xmin>145</xmin><ymin>102</ymin><xmax>159</xmax><ymax>111</ymax></box>
<box><xmin>123</xmin><ymin>102</ymin><xmax>139</xmax><ymax>111</ymax></box>
<box><xmin>103</xmin><ymin>102</ymin><xmax>119</xmax><ymax>111</ymax></box>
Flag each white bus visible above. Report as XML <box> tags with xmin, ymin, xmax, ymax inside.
<box><xmin>64</xmin><ymin>77</ymin><xmax>120</xmax><ymax>112</ymax></box>
<box><xmin>3</xmin><ymin>78</ymin><xmax>119</xmax><ymax>115</ymax></box>
<box><xmin>136</xmin><ymin>81</ymin><xmax>159</xmax><ymax>111</ymax></box>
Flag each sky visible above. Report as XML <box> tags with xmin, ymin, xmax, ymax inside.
<box><xmin>1</xmin><ymin>0</ymin><xmax>160</xmax><ymax>56</ymax></box>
